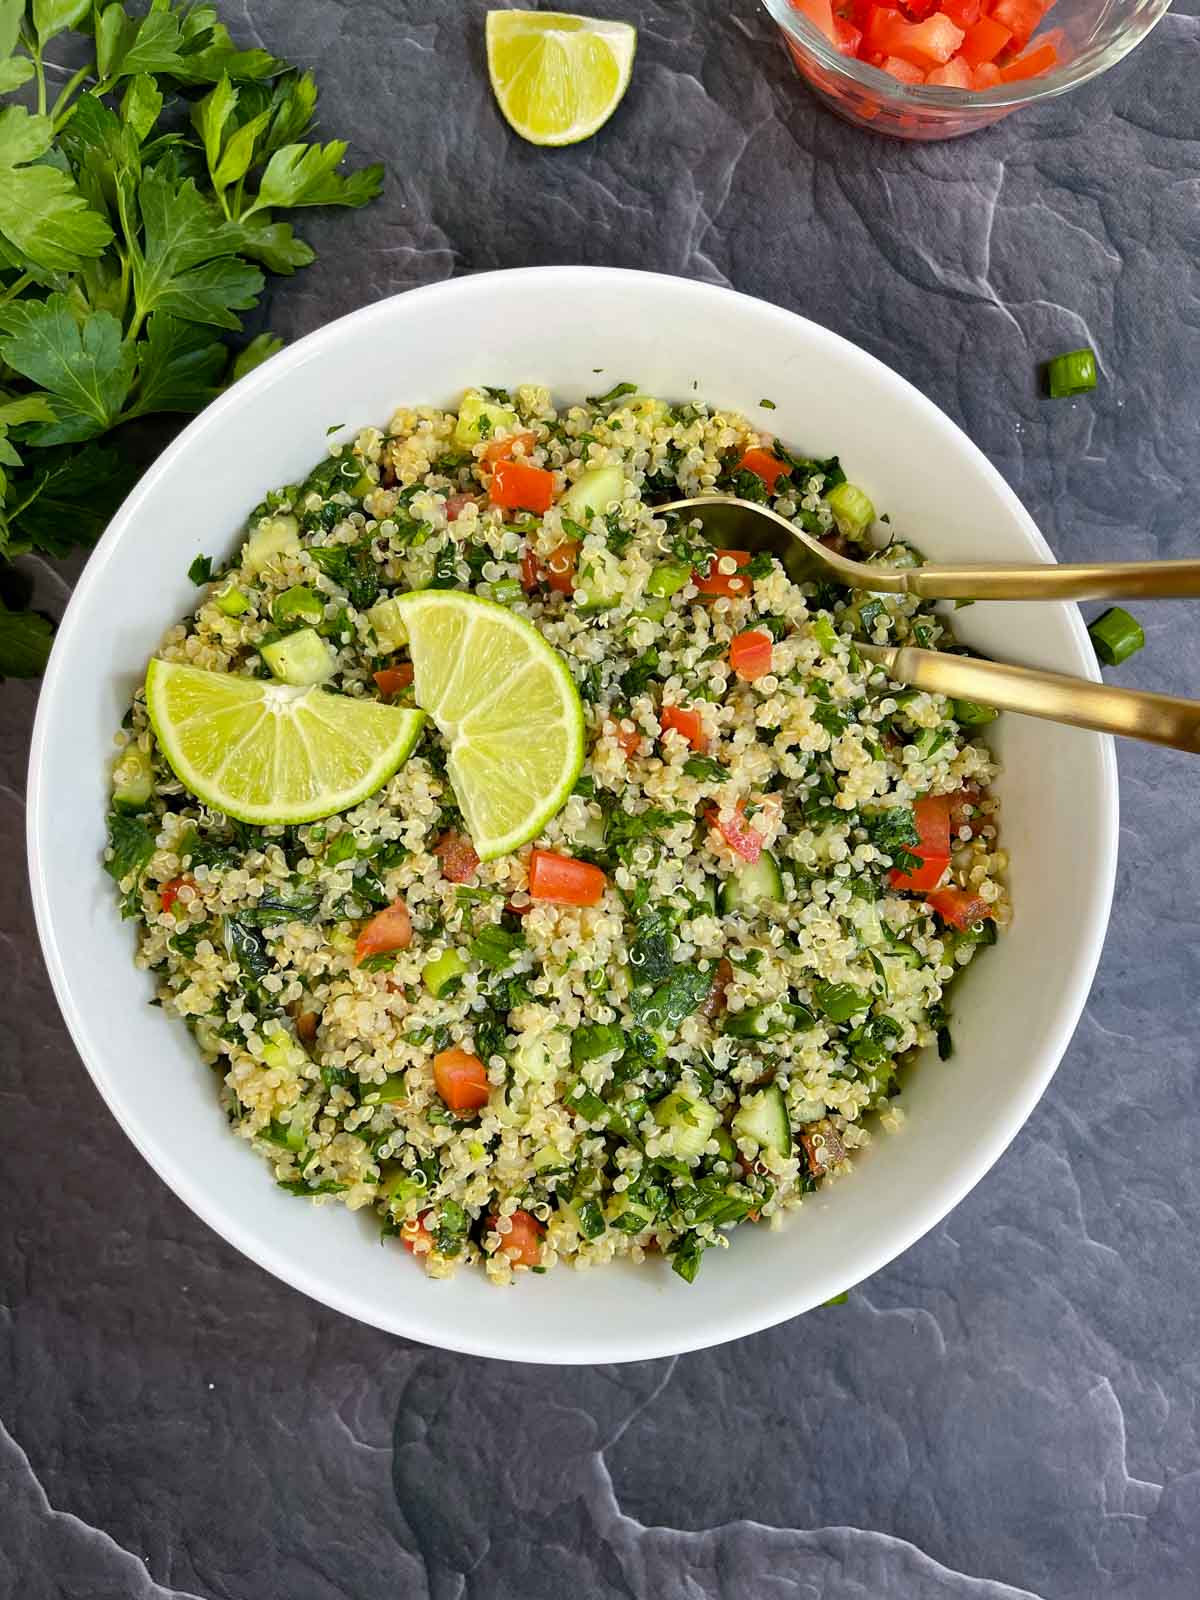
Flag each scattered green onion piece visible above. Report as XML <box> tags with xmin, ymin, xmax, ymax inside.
<box><xmin>423</xmin><ymin>948</ymin><xmax>470</xmax><ymax>997</ymax></box>
<box><xmin>490</xmin><ymin>578</ymin><xmax>523</xmax><ymax>605</ymax></box>
<box><xmin>1088</xmin><ymin>606</ymin><xmax>1144</xmax><ymax>666</ymax></box>
<box><xmin>272</xmin><ymin>585</ymin><xmax>324</xmax><ymax>627</ymax></box>
<box><xmin>1045</xmin><ymin>348</ymin><xmax>1097</xmax><ymax>399</ymax></box>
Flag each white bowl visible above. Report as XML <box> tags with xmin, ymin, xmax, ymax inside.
<box><xmin>27</xmin><ymin>268</ymin><xmax>1118</xmax><ymax>1364</ymax></box>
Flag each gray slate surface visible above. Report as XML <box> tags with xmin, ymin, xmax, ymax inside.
<box><xmin>3</xmin><ymin>2</ymin><xmax>1200</xmax><ymax>1596</ymax></box>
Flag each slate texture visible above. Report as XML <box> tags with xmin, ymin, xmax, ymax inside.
<box><xmin>3</xmin><ymin>2</ymin><xmax>1199</xmax><ymax>1597</ymax></box>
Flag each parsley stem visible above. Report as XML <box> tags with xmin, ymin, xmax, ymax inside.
<box><xmin>50</xmin><ymin>63</ymin><xmax>94</xmax><ymax>128</ymax></box>
<box><xmin>0</xmin><ymin>273</ymin><xmax>33</xmax><ymax>306</ymax></box>
<box><xmin>33</xmin><ymin>48</ymin><xmax>46</xmax><ymax>117</ymax></box>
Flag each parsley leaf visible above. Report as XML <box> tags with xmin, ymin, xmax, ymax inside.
<box><xmin>0</xmin><ymin>295</ymin><xmax>135</xmax><ymax>444</ymax></box>
<box><xmin>0</xmin><ymin>600</ymin><xmax>53</xmax><ymax>677</ymax></box>
<box><xmin>244</xmin><ymin>140</ymin><xmax>384</xmax><ymax>214</ymax></box>
<box><xmin>0</xmin><ymin>107</ymin><xmax>114</xmax><ymax>273</ymax></box>
<box><xmin>104</xmin><ymin>809</ymin><xmax>156</xmax><ymax>917</ymax></box>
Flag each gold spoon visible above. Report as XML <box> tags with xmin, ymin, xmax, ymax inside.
<box><xmin>658</xmin><ymin>495</ymin><xmax>1200</xmax><ymax>753</ymax></box>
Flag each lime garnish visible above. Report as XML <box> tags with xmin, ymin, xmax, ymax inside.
<box><xmin>486</xmin><ymin>10</ymin><xmax>637</xmax><ymax>147</ymax></box>
<box><xmin>395</xmin><ymin>590</ymin><xmax>584</xmax><ymax>860</ymax></box>
<box><xmin>144</xmin><ymin>659</ymin><xmax>425</xmax><ymax>825</ymax></box>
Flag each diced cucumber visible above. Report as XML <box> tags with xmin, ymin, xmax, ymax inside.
<box><xmin>606</xmin><ymin>1191</ymin><xmax>657</xmax><ymax>1232</ymax></box>
<box><xmin>261</xmin><ymin>627</ymin><xmax>334</xmax><ymax>686</ymax></box>
<box><xmin>214</xmin><ymin>585</ymin><xmax>250</xmax><ymax>617</ymax></box>
<box><xmin>881</xmin><ymin>925</ymin><xmax>923</xmax><ymax>966</ymax></box>
<box><xmin>653</xmin><ymin>1091</ymin><xmax>720</xmax><ymax>1160</ymax></box>
<box><xmin>111</xmin><ymin>744</ymin><xmax>154</xmax><ymax>810</ymax></box>
<box><xmin>559</xmin><ymin>464</ymin><xmax>624</xmax><ymax>524</ymax></box>
<box><xmin>646</xmin><ymin>559</ymin><xmax>692</xmax><ymax>598</ymax></box>
<box><xmin>243</xmin><ymin>514</ymin><xmax>300</xmax><ymax>574</ymax></box>
<box><xmin>719</xmin><ymin>849</ymin><xmax>783</xmax><ymax>913</ymax></box>
<box><xmin>365</xmin><ymin>596</ymin><xmax>409</xmax><ymax>652</ymax></box>
<box><xmin>637</xmin><ymin>595</ymin><xmax>670</xmax><ymax>622</ymax></box>
<box><xmin>711</xmin><ymin>1126</ymin><xmax>737</xmax><ymax>1163</ymax></box>
<box><xmin>533</xmin><ymin>1142</ymin><xmax>571</xmax><ymax>1173</ymax></box>
<box><xmin>423</xmin><ymin>948</ymin><xmax>469</xmax><ymax>997</ymax></box>
<box><xmin>194</xmin><ymin>1019</ymin><xmax>224</xmax><ymax>1057</ymax></box>
<box><xmin>272</xmin><ymin>585</ymin><xmax>324</xmax><ymax>628</ymax></box>
<box><xmin>732</xmin><ymin>1083</ymin><xmax>790</xmax><ymax>1156</ymax></box>
<box><xmin>378</xmin><ymin>1164</ymin><xmax>425</xmax><ymax>1207</ymax></box>
<box><xmin>514</xmin><ymin>1038</ymin><xmax>558</xmax><ymax>1084</ymax></box>
<box><xmin>824</xmin><ymin>481</ymin><xmax>876</xmax><ymax>539</ymax></box>
<box><xmin>453</xmin><ymin>390</ymin><xmax>518</xmax><ymax>449</ymax></box>
<box><xmin>257</xmin><ymin>1020</ymin><xmax>309</xmax><ymax>1077</ymax></box>
<box><xmin>350</xmin><ymin>471</ymin><xmax>374</xmax><ymax>499</ymax></box>
<box><xmin>722</xmin><ymin>1005</ymin><xmax>772</xmax><ymax>1040</ymax></box>
<box><xmin>574</xmin><ymin>546</ymin><xmax>623</xmax><ymax>613</ymax></box>
<box><xmin>912</xmin><ymin>726</ymin><xmax>951</xmax><ymax>761</ymax></box>
<box><xmin>573</xmin><ymin>810</ymin><xmax>606</xmax><ymax>849</ymax></box>
<box><xmin>952</xmin><ymin>698</ymin><xmax>1000</xmax><ymax>726</ymax></box>
<box><xmin>362</xmin><ymin>1073</ymin><xmax>408</xmax><ymax>1105</ymax></box>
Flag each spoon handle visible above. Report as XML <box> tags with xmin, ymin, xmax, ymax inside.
<box><xmin>861</xmin><ymin>644</ymin><xmax>1200</xmax><ymax>753</ymax></box>
<box><xmin>905</xmin><ymin>559</ymin><xmax>1200</xmax><ymax>602</ymax></box>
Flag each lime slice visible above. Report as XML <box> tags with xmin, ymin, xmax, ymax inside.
<box><xmin>486</xmin><ymin>10</ymin><xmax>637</xmax><ymax>147</ymax></box>
<box><xmin>145</xmin><ymin>659</ymin><xmax>426</xmax><ymax>825</ymax></box>
<box><xmin>395</xmin><ymin>591</ymin><xmax>584</xmax><ymax>860</ymax></box>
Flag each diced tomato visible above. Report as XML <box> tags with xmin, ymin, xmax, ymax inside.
<box><xmin>875</xmin><ymin>9</ymin><xmax>965</xmax><ymax>65</ymax></box>
<box><xmin>989</xmin><ymin>0</ymin><xmax>1044</xmax><ymax>48</ymax></box>
<box><xmin>693</xmin><ymin>549</ymin><xmax>753</xmax><ymax>600</ymax></box>
<box><xmin>729</xmin><ymin>629</ymin><xmax>774</xmax><ymax>682</ymax></box>
<box><xmin>925</xmin><ymin>55</ymin><xmax>972</xmax><ymax>85</ymax></box>
<box><xmin>972</xmin><ymin>60</ymin><xmax>1003</xmax><ymax>85</ymax></box>
<box><xmin>700</xmin><ymin>957</ymin><xmax>734</xmax><ymax>1020</ymax></box>
<box><xmin>659</xmin><ymin>704</ymin><xmax>706</xmax><ymax>751</ymax></box>
<box><xmin>736</xmin><ymin>447</ymin><xmax>791</xmax><ymax>494</ymax></box>
<box><xmin>434</xmin><ymin>829</ymin><xmax>479</xmax><ymax>884</ymax></box>
<box><xmin>373</xmin><ymin>664</ymin><xmax>414</xmax><ymax>696</ymax></box>
<box><xmin>490</xmin><ymin>457</ymin><xmax>556</xmax><ymax>514</ymax></box>
<box><xmin>402</xmin><ymin>1212</ymin><xmax>434</xmax><ymax>1255</ymax></box>
<box><xmin>443</xmin><ymin>493</ymin><xmax>477</xmax><ymax>521</ymax></box>
<box><xmin>481</xmin><ymin>429</ymin><xmax>537</xmax><ymax>464</ymax></box>
<box><xmin>520</xmin><ymin>544</ymin><xmax>543</xmax><ymax>592</ymax></box>
<box><xmin>927</xmin><ymin>886</ymin><xmax>992</xmax><ymax>931</ymax></box>
<box><xmin>832</xmin><ymin>15</ymin><xmax>863</xmax><ymax>54</ymax></box>
<box><xmin>159</xmin><ymin>875</ymin><xmax>194</xmax><ymax>915</ymax></box>
<box><xmin>544</xmin><ymin>539</ymin><xmax>579</xmax><ymax>595</ymax></box>
<box><xmin>606</xmin><ymin>718</ymin><xmax>642</xmax><ymax>759</ymax></box>
<box><xmin>998</xmin><ymin>37</ymin><xmax>1058</xmax><ymax>79</ymax></box>
<box><xmin>959</xmin><ymin>12</ymin><xmax>1012</xmax><ymax>62</ymax></box>
<box><xmin>789</xmin><ymin>0</ymin><xmax>837</xmax><ymax>38</ymax></box>
<box><xmin>888</xmin><ymin>794</ymin><xmax>951</xmax><ymax>893</ymax></box>
<box><xmin>528</xmin><ymin>848</ymin><xmax>606</xmax><ymax>907</ymax></box>
<box><xmin>708</xmin><ymin>799</ymin><xmax>764</xmax><ymax>864</ymax></box>
<box><xmin>901</xmin><ymin>0</ymin><xmax>939</xmax><ymax>19</ymax></box>
<box><xmin>489</xmin><ymin>1207</ymin><xmax>545</xmax><ymax>1267</ymax></box>
<box><xmin>940</xmin><ymin>0</ymin><xmax>981</xmax><ymax>26</ymax></box>
<box><xmin>883</xmin><ymin>54</ymin><xmax>925</xmax><ymax>81</ymax></box>
<box><xmin>433</xmin><ymin>1047</ymin><xmax>491</xmax><ymax>1113</ymax></box>
<box><xmin>355</xmin><ymin>897</ymin><xmax>413</xmax><ymax>965</ymax></box>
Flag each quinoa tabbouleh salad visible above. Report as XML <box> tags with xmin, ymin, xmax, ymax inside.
<box><xmin>105</xmin><ymin>383</ymin><xmax>1009</xmax><ymax>1285</ymax></box>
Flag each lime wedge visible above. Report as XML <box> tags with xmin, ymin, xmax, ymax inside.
<box><xmin>144</xmin><ymin>659</ymin><xmax>426</xmax><ymax>825</ymax></box>
<box><xmin>395</xmin><ymin>591</ymin><xmax>584</xmax><ymax>860</ymax></box>
<box><xmin>486</xmin><ymin>10</ymin><xmax>636</xmax><ymax>147</ymax></box>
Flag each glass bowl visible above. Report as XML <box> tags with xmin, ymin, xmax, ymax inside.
<box><xmin>761</xmin><ymin>0</ymin><xmax>1172</xmax><ymax>140</ymax></box>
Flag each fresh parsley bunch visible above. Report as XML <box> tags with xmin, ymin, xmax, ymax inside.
<box><xmin>0</xmin><ymin>0</ymin><xmax>383</xmax><ymax>676</ymax></box>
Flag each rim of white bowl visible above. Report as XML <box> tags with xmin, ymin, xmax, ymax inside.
<box><xmin>27</xmin><ymin>267</ymin><xmax>1119</xmax><ymax>1363</ymax></box>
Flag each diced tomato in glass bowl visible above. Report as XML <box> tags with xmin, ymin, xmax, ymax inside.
<box><xmin>762</xmin><ymin>0</ymin><xmax>1170</xmax><ymax>140</ymax></box>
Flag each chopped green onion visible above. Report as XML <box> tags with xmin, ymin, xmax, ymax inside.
<box><xmin>423</xmin><ymin>948</ymin><xmax>470</xmax><ymax>997</ymax></box>
<box><xmin>490</xmin><ymin>578</ymin><xmax>523</xmax><ymax>605</ymax></box>
<box><xmin>1045</xmin><ymin>348</ymin><xmax>1097</xmax><ymax>399</ymax></box>
<box><xmin>759</xmin><ymin>397</ymin><xmax>776</xmax><ymax>410</ymax></box>
<box><xmin>951</xmin><ymin>698</ymin><xmax>999</xmax><ymax>726</ymax></box>
<box><xmin>272</xmin><ymin>585</ymin><xmax>324</xmax><ymax>628</ymax></box>
<box><xmin>1088</xmin><ymin>606</ymin><xmax>1144</xmax><ymax>666</ymax></box>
